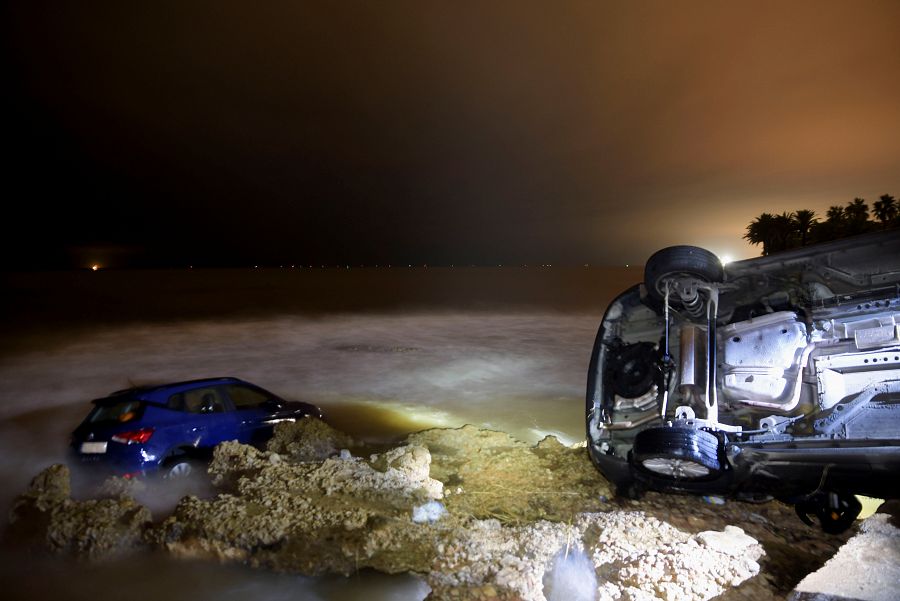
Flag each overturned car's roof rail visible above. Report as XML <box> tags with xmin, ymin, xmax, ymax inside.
<box><xmin>725</xmin><ymin>229</ymin><xmax>900</xmax><ymax>289</ymax></box>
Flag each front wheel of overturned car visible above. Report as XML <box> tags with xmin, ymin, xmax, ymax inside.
<box><xmin>643</xmin><ymin>245</ymin><xmax>724</xmax><ymax>304</ymax></box>
<box><xmin>632</xmin><ymin>426</ymin><xmax>722</xmax><ymax>480</ymax></box>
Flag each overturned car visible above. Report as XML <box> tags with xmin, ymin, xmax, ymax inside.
<box><xmin>586</xmin><ymin>230</ymin><xmax>900</xmax><ymax>532</ymax></box>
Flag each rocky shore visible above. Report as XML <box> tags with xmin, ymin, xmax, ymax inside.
<box><xmin>7</xmin><ymin>418</ymin><xmax>887</xmax><ymax>600</ymax></box>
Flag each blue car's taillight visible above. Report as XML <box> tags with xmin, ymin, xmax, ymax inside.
<box><xmin>111</xmin><ymin>427</ymin><xmax>155</xmax><ymax>445</ymax></box>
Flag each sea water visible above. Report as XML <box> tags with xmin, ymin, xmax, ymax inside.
<box><xmin>0</xmin><ymin>267</ymin><xmax>636</xmax><ymax>600</ymax></box>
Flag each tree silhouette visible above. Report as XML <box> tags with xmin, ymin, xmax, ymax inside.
<box><xmin>771</xmin><ymin>212</ymin><xmax>796</xmax><ymax>252</ymax></box>
<box><xmin>744</xmin><ymin>193</ymin><xmax>896</xmax><ymax>256</ymax></box>
<box><xmin>826</xmin><ymin>205</ymin><xmax>845</xmax><ymax>223</ymax></box>
<box><xmin>793</xmin><ymin>209</ymin><xmax>818</xmax><ymax>246</ymax></box>
<box><xmin>813</xmin><ymin>205</ymin><xmax>848</xmax><ymax>242</ymax></box>
<box><xmin>744</xmin><ymin>213</ymin><xmax>778</xmax><ymax>255</ymax></box>
<box><xmin>874</xmin><ymin>194</ymin><xmax>898</xmax><ymax>228</ymax></box>
<box><xmin>844</xmin><ymin>198</ymin><xmax>871</xmax><ymax>236</ymax></box>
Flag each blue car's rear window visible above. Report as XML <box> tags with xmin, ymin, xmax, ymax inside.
<box><xmin>88</xmin><ymin>398</ymin><xmax>145</xmax><ymax>424</ymax></box>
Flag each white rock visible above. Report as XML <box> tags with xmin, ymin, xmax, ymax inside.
<box><xmin>412</xmin><ymin>501</ymin><xmax>446</xmax><ymax>524</ymax></box>
<box><xmin>696</xmin><ymin>525</ymin><xmax>757</xmax><ymax>556</ymax></box>
<box><xmin>793</xmin><ymin>513</ymin><xmax>900</xmax><ymax>601</ymax></box>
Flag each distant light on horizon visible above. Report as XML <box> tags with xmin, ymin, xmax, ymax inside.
<box><xmin>91</xmin><ymin>264</ymin><xmax>99</xmax><ymax>271</ymax></box>
<box><xmin>720</xmin><ymin>254</ymin><xmax>734</xmax><ymax>266</ymax></box>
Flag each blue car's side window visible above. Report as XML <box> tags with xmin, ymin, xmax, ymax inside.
<box><xmin>183</xmin><ymin>387</ymin><xmax>227</xmax><ymax>414</ymax></box>
<box><xmin>167</xmin><ymin>393</ymin><xmax>186</xmax><ymax>411</ymax></box>
<box><xmin>226</xmin><ymin>385</ymin><xmax>270</xmax><ymax>410</ymax></box>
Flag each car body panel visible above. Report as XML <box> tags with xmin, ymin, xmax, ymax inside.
<box><xmin>586</xmin><ymin>230</ymin><xmax>900</xmax><ymax>529</ymax></box>
<box><xmin>70</xmin><ymin>377</ymin><xmax>322</xmax><ymax>477</ymax></box>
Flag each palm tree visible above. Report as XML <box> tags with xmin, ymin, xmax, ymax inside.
<box><xmin>844</xmin><ymin>198</ymin><xmax>871</xmax><ymax>235</ymax></box>
<box><xmin>744</xmin><ymin>213</ymin><xmax>777</xmax><ymax>255</ymax></box>
<box><xmin>873</xmin><ymin>194</ymin><xmax>898</xmax><ymax>228</ymax></box>
<box><xmin>747</xmin><ymin>194</ymin><xmax>896</xmax><ymax>253</ymax></box>
<box><xmin>845</xmin><ymin>197</ymin><xmax>868</xmax><ymax>220</ymax></box>
<box><xmin>826</xmin><ymin>205</ymin><xmax>845</xmax><ymax>223</ymax></box>
<box><xmin>792</xmin><ymin>209</ymin><xmax>818</xmax><ymax>246</ymax></box>
<box><xmin>772</xmin><ymin>211</ymin><xmax>797</xmax><ymax>252</ymax></box>
<box><xmin>809</xmin><ymin>205</ymin><xmax>846</xmax><ymax>244</ymax></box>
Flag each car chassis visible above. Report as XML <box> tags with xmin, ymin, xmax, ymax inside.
<box><xmin>586</xmin><ymin>230</ymin><xmax>900</xmax><ymax>532</ymax></box>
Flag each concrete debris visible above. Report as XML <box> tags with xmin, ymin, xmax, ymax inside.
<box><xmin>791</xmin><ymin>513</ymin><xmax>900</xmax><ymax>601</ymax></box>
<box><xmin>409</xmin><ymin>424</ymin><xmax>612</xmax><ymax>524</ymax></box>
<box><xmin>44</xmin><ymin>496</ymin><xmax>152</xmax><ymax>561</ymax></box>
<box><xmin>430</xmin><ymin>512</ymin><xmax>762</xmax><ymax>601</ymax></box>
<box><xmin>97</xmin><ymin>475</ymin><xmax>148</xmax><ymax>499</ymax></box>
<box><xmin>412</xmin><ymin>501</ymin><xmax>447</xmax><ymax>524</ymax></box>
<box><xmin>9</xmin><ymin>463</ymin><xmax>70</xmax><ymax>513</ymax></box>
<box><xmin>8</xmin><ymin>464</ymin><xmax>151</xmax><ymax>561</ymax></box>
<box><xmin>544</xmin><ymin>547</ymin><xmax>598</xmax><ymax>601</ymax></box>
<box><xmin>154</xmin><ymin>441</ymin><xmax>446</xmax><ymax>576</ymax></box>
<box><xmin>6</xmin><ymin>424</ymin><xmax>862</xmax><ymax>600</ymax></box>
<box><xmin>266</xmin><ymin>417</ymin><xmax>355</xmax><ymax>462</ymax></box>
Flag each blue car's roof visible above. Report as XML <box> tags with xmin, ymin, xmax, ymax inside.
<box><xmin>99</xmin><ymin>377</ymin><xmax>252</xmax><ymax>404</ymax></box>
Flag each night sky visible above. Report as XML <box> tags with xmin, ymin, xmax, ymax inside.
<box><xmin>4</xmin><ymin>1</ymin><xmax>900</xmax><ymax>269</ymax></box>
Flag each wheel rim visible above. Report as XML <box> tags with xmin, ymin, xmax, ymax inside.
<box><xmin>642</xmin><ymin>457</ymin><xmax>710</xmax><ymax>479</ymax></box>
<box><xmin>165</xmin><ymin>462</ymin><xmax>192</xmax><ymax>479</ymax></box>
<box><xmin>655</xmin><ymin>272</ymin><xmax>702</xmax><ymax>298</ymax></box>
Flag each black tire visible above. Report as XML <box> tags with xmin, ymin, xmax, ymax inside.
<box><xmin>795</xmin><ymin>492</ymin><xmax>862</xmax><ymax>534</ymax></box>
<box><xmin>632</xmin><ymin>426</ymin><xmax>721</xmax><ymax>480</ymax></box>
<box><xmin>644</xmin><ymin>246</ymin><xmax>723</xmax><ymax>303</ymax></box>
<box><xmin>161</xmin><ymin>451</ymin><xmax>198</xmax><ymax>480</ymax></box>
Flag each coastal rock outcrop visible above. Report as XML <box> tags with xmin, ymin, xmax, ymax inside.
<box><xmin>266</xmin><ymin>416</ymin><xmax>355</xmax><ymax>462</ymax></box>
<box><xmin>8</xmin><ymin>464</ymin><xmax>151</xmax><ymax>561</ymax></box>
<box><xmin>6</xmin><ymin>420</ymin><xmax>858</xmax><ymax>600</ymax></box>
<box><xmin>156</xmin><ymin>439</ymin><xmax>445</xmax><ymax>575</ymax></box>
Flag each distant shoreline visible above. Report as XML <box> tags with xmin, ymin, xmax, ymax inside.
<box><xmin>1</xmin><ymin>267</ymin><xmax>640</xmax><ymax>350</ymax></box>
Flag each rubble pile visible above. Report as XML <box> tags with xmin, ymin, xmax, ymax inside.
<box><xmin>8</xmin><ymin>464</ymin><xmax>151</xmax><ymax>561</ymax></box>
<box><xmin>266</xmin><ymin>415</ymin><xmax>356</xmax><ymax>462</ymax></box>
<box><xmin>409</xmin><ymin>425</ymin><xmax>611</xmax><ymax>523</ymax></box>
<box><xmin>428</xmin><ymin>512</ymin><xmax>763</xmax><ymax>601</ymax></box>
<box><xmin>5</xmin><ymin>420</ymin><xmax>864</xmax><ymax>600</ymax></box>
<box><xmin>792</xmin><ymin>513</ymin><xmax>900</xmax><ymax>601</ymax></box>
<box><xmin>159</xmin><ymin>439</ymin><xmax>446</xmax><ymax>575</ymax></box>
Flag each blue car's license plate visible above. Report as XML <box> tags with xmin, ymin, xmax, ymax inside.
<box><xmin>80</xmin><ymin>442</ymin><xmax>108</xmax><ymax>454</ymax></box>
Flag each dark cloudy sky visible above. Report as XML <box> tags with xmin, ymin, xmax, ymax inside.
<box><xmin>4</xmin><ymin>1</ymin><xmax>900</xmax><ymax>268</ymax></box>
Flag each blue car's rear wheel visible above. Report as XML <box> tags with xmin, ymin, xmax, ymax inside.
<box><xmin>161</xmin><ymin>451</ymin><xmax>200</xmax><ymax>480</ymax></box>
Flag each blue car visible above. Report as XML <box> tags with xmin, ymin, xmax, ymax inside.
<box><xmin>70</xmin><ymin>377</ymin><xmax>322</xmax><ymax>478</ymax></box>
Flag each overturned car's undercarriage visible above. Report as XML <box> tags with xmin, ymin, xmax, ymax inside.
<box><xmin>586</xmin><ymin>230</ymin><xmax>900</xmax><ymax>532</ymax></box>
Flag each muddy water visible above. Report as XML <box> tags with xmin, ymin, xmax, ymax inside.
<box><xmin>0</xmin><ymin>549</ymin><xmax>431</xmax><ymax>601</ymax></box>
<box><xmin>0</xmin><ymin>271</ymin><xmax>628</xmax><ymax>601</ymax></box>
<box><xmin>0</xmin><ymin>267</ymin><xmax>640</xmax><ymax>599</ymax></box>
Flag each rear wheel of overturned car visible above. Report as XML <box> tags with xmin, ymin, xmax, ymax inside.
<box><xmin>794</xmin><ymin>491</ymin><xmax>862</xmax><ymax>535</ymax></box>
<box><xmin>644</xmin><ymin>245</ymin><xmax>724</xmax><ymax>304</ymax></box>
<box><xmin>632</xmin><ymin>426</ymin><xmax>722</xmax><ymax>480</ymax></box>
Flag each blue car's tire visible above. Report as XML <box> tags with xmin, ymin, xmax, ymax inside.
<box><xmin>161</xmin><ymin>451</ymin><xmax>200</xmax><ymax>480</ymax></box>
